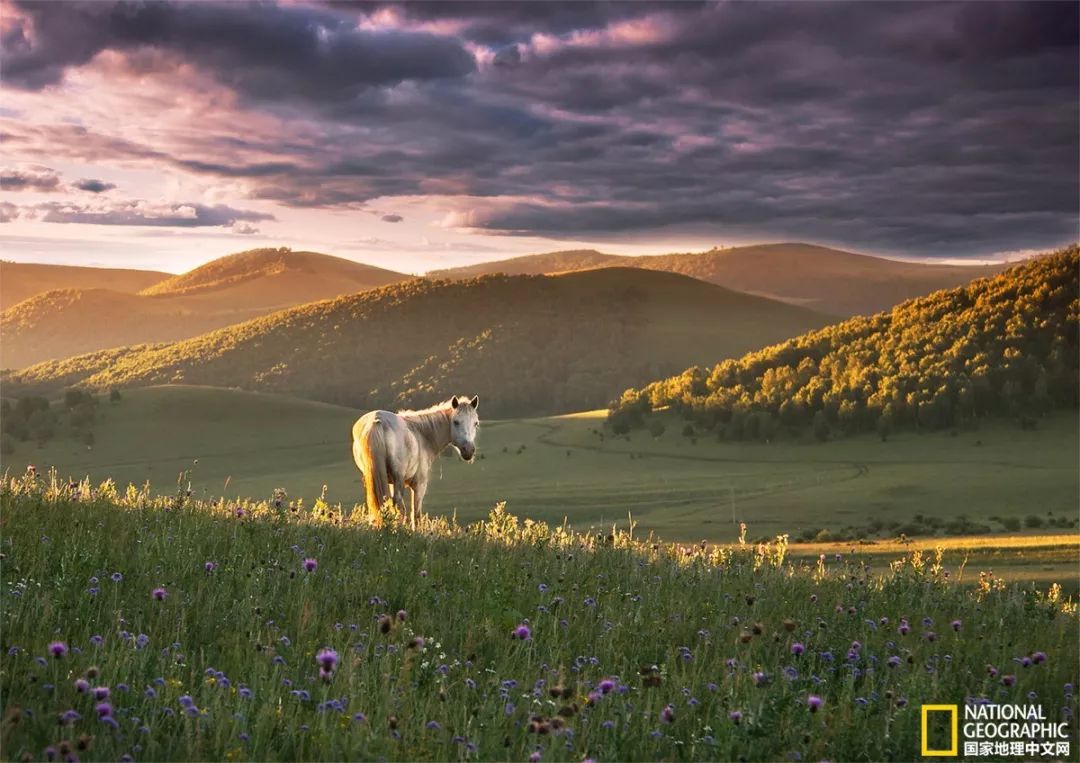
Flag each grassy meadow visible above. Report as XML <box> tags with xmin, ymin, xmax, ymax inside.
<box><xmin>2</xmin><ymin>475</ymin><xmax>1077</xmax><ymax>762</ymax></box>
<box><xmin>3</xmin><ymin>385</ymin><xmax>1077</xmax><ymax>590</ymax></box>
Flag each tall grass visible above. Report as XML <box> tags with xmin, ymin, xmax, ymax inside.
<box><xmin>2</xmin><ymin>471</ymin><xmax>1076</xmax><ymax>762</ymax></box>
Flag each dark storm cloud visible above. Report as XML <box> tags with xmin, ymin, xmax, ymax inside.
<box><xmin>1</xmin><ymin>166</ymin><xmax>62</xmax><ymax>192</ymax></box>
<box><xmin>74</xmin><ymin>178</ymin><xmax>117</xmax><ymax>193</ymax></box>
<box><xmin>35</xmin><ymin>201</ymin><xmax>274</xmax><ymax>228</ymax></box>
<box><xmin>6</xmin><ymin>0</ymin><xmax>1078</xmax><ymax>256</ymax></box>
<box><xmin>4</xmin><ymin>0</ymin><xmax>475</xmax><ymax>99</ymax></box>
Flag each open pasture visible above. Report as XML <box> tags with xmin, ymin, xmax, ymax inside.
<box><xmin>1</xmin><ymin>478</ymin><xmax>1077</xmax><ymax>762</ymax></box>
<box><xmin>6</xmin><ymin>385</ymin><xmax>1077</xmax><ymax>546</ymax></box>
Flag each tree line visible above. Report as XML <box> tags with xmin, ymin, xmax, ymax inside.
<box><xmin>608</xmin><ymin>246</ymin><xmax>1079</xmax><ymax>441</ymax></box>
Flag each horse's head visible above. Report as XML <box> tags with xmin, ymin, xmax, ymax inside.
<box><xmin>449</xmin><ymin>395</ymin><xmax>479</xmax><ymax>462</ymax></box>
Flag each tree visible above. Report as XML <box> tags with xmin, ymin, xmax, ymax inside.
<box><xmin>876</xmin><ymin>415</ymin><xmax>891</xmax><ymax>442</ymax></box>
<box><xmin>110</xmin><ymin>389</ymin><xmax>122</xmax><ymax>403</ymax></box>
<box><xmin>648</xmin><ymin>420</ymin><xmax>666</xmax><ymax>439</ymax></box>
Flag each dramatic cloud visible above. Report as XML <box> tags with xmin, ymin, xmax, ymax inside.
<box><xmin>74</xmin><ymin>178</ymin><xmax>116</xmax><ymax>193</ymax></box>
<box><xmin>33</xmin><ymin>200</ymin><xmax>274</xmax><ymax>228</ymax></box>
<box><xmin>1</xmin><ymin>165</ymin><xmax>62</xmax><ymax>192</ymax></box>
<box><xmin>1</xmin><ymin>1</ymin><xmax>1076</xmax><ymax>259</ymax></box>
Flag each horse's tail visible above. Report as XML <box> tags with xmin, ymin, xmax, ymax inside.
<box><xmin>360</xmin><ymin>422</ymin><xmax>390</xmax><ymax>518</ymax></box>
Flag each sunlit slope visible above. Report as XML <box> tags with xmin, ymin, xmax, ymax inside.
<box><xmin>0</xmin><ymin>248</ymin><xmax>408</xmax><ymax>369</ymax></box>
<box><xmin>432</xmin><ymin>242</ymin><xmax>1006</xmax><ymax>316</ymax></box>
<box><xmin>0</xmin><ymin>261</ymin><xmax>168</xmax><ymax>308</ymax></box>
<box><xmin>3</xmin><ymin>268</ymin><xmax>828</xmax><ymax>417</ymax></box>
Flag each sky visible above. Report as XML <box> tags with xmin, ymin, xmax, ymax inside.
<box><xmin>1</xmin><ymin>0</ymin><xmax>1077</xmax><ymax>274</ymax></box>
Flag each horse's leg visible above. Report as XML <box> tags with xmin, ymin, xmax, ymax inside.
<box><xmin>412</xmin><ymin>478</ymin><xmax>428</xmax><ymax>531</ymax></box>
<box><xmin>392</xmin><ymin>478</ymin><xmax>408</xmax><ymax>524</ymax></box>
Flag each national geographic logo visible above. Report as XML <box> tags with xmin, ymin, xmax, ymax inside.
<box><xmin>921</xmin><ymin>704</ymin><xmax>1071</xmax><ymax>758</ymax></box>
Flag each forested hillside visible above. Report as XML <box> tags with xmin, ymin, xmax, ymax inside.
<box><xmin>609</xmin><ymin>247</ymin><xmax>1078</xmax><ymax>440</ymax></box>
<box><xmin>2</xmin><ymin>269</ymin><xmax>826</xmax><ymax>418</ymax></box>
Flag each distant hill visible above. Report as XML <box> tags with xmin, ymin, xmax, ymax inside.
<box><xmin>0</xmin><ymin>261</ymin><xmax>168</xmax><ymax>308</ymax></box>
<box><xmin>609</xmin><ymin>246</ymin><xmax>1078</xmax><ymax>439</ymax></box>
<box><xmin>431</xmin><ymin>243</ymin><xmax>1007</xmax><ymax>317</ymax></box>
<box><xmin>140</xmin><ymin>247</ymin><xmax>404</xmax><ymax>302</ymax></box>
<box><xmin>3</xmin><ymin>268</ymin><xmax>829</xmax><ymax>418</ymax></box>
<box><xmin>1</xmin><ymin>248</ymin><xmax>408</xmax><ymax>369</ymax></box>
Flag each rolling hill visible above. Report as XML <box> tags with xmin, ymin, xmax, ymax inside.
<box><xmin>0</xmin><ymin>260</ymin><xmax>168</xmax><ymax>308</ymax></box>
<box><xmin>2</xmin><ymin>268</ymin><xmax>829</xmax><ymax>418</ymax></box>
<box><xmin>0</xmin><ymin>248</ymin><xmax>408</xmax><ymax>369</ymax></box>
<box><xmin>609</xmin><ymin>246</ymin><xmax>1079</xmax><ymax>439</ymax></box>
<box><xmin>430</xmin><ymin>242</ymin><xmax>1007</xmax><ymax>317</ymax></box>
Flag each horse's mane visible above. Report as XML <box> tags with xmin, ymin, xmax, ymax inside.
<box><xmin>397</xmin><ymin>399</ymin><xmax>455</xmax><ymax>452</ymax></box>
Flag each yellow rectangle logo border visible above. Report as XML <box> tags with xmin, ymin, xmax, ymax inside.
<box><xmin>921</xmin><ymin>704</ymin><xmax>959</xmax><ymax>757</ymax></box>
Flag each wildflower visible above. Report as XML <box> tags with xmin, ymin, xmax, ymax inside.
<box><xmin>204</xmin><ymin>562</ymin><xmax>217</xmax><ymax>573</ymax></box>
<box><xmin>512</xmin><ymin>624</ymin><xmax>532</xmax><ymax>641</ymax></box>
<box><xmin>95</xmin><ymin>702</ymin><xmax>113</xmax><ymax>718</ymax></box>
<box><xmin>378</xmin><ymin>615</ymin><xmax>392</xmax><ymax>634</ymax></box>
<box><xmin>48</xmin><ymin>641</ymin><xmax>68</xmax><ymax>658</ymax></box>
<box><xmin>396</xmin><ymin>609</ymin><xmax>407</xmax><ymax>621</ymax></box>
<box><xmin>530</xmin><ymin>752</ymin><xmax>542</xmax><ymax>762</ymax></box>
<box><xmin>92</xmin><ymin>687</ymin><xmax>110</xmax><ymax>700</ymax></box>
<box><xmin>1032</xmin><ymin>651</ymin><xmax>1047</xmax><ymax>664</ymax></box>
<box><xmin>887</xmin><ymin>656</ymin><xmax>901</xmax><ymax>668</ymax></box>
<box><xmin>74</xmin><ymin>679</ymin><xmax>89</xmax><ymax>693</ymax></box>
<box><xmin>111</xmin><ymin>572</ymin><xmax>123</xmax><ymax>583</ymax></box>
<box><xmin>898</xmin><ymin>622</ymin><xmax>910</xmax><ymax>636</ymax></box>
<box><xmin>152</xmin><ymin>587</ymin><xmax>167</xmax><ymax>601</ymax></box>
<box><xmin>753</xmin><ymin>671</ymin><xmax>768</xmax><ymax>686</ymax></box>
<box><xmin>316</xmin><ymin>648</ymin><xmax>338</xmax><ymax>673</ymax></box>
<box><xmin>895</xmin><ymin>697</ymin><xmax>908</xmax><ymax>708</ymax></box>
<box><xmin>807</xmin><ymin>695</ymin><xmax>823</xmax><ymax>712</ymax></box>
<box><xmin>303</xmin><ymin>558</ymin><xmax>318</xmax><ymax>572</ymax></box>
<box><xmin>729</xmin><ymin>710</ymin><xmax>743</xmax><ymax>724</ymax></box>
<box><xmin>1019</xmin><ymin>656</ymin><xmax>1032</xmax><ymax>668</ymax></box>
<box><xmin>598</xmin><ymin>678</ymin><xmax>615</xmax><ymax>694</ymax></box>
<box><xmin>987</xmin><ymin>664</ymin><xmax>999</xmax><ymax>678</ymax></box>
<box><xmin>408</xmin><ymin>636</ymin><xmax>425</xmax><ymax>650</ymax></box>
<box><xmin>791</xmin><ymin>642</ymin><xmax>805</xmax><ymax>657</ymax></box>
<box><xmin>1002</xmin><ymin>675</ymin><xmax>1016</xmax><ymax>687</ymax></box>
<box><xmin>60</xmin><ymin>710</ymin><xmax>82</xmax><ymax>725</ymax></box>
<box><xmin>950</xmin><ymin>619</ymin><xmax>962</xmax><ymax>631</ymax></box>
<box><xmin>425</xmin><ymin>720</ymin><xmax>441</xmax><ymax>730</ymax></box>
<box><xmin>89</xmin><ymin>635</ymin><xmax>103</xmax><ymax>647</ymax></box>
<box><xmin>178</xmin><ymin>695</ymin><xmax>194</xmax><ymax>708</ymax></box>
<box><xmin>924</xmin><ymin>631</ymin><xmax>937</xmax><ymax>643</ymax></box>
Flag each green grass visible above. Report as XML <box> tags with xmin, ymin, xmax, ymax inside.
<box><xmin>1</xmin><ymin>478</ymin><xmax>1077</xmax><ymax>762</ymax></box>
<box><xmin>6</xmin><ymin>385</ymin><xmax>1077</xmax><ymax>540</ymax></box>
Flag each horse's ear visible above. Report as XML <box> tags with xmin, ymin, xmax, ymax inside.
<box><xmin>470</xmin><ymin>395</ymin><xmax>479</xmax><ymax>410</ymax></box>
<box><xmin>451</xmin><ymin>396</ymin><xmax>460</xmax><ymax>409</ymax></box>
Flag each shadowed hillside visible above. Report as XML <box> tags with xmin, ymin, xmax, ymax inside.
<box><xmin>0</xmin><ymin>261</ymin><xmax>168</xmax><ymax>308</ymax></box>
<box><xmin>431</xmin><ymin>243</ymin><xmax>1006</xmax><ymax>317</ymax></box>
<box><xmin>3</xmin><ymin>268</ymin><xmax>829</xmax><ymax>418</ymax></box>
<box><xmin>1</xmin><ymin>248</ymin><xmax>408</xmax><ymax>369</ymax></box>
<box><xmin>609</xmin><ymin>246</ymin><xmax>1078</xmax><ymax>439</ymax></box>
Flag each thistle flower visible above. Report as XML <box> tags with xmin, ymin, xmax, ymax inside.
<box><xmin>74</xmin><ymin>679</ymin><xmax>89</xmax><ymax>693</ymax></box>
<box><xmin>887</xmin><ymin>656</ymin><xmax>901</xmax><ymax>668</ymax></box>
<box><xmin>753</xmin><ymin>671</ymin><xmax>768</xmax><ymax>686</ymax></box>
<box><xmin>48</xmin><ymin>641</ymin><xmax>68</xmax><ymax>658</ymax></box>
<box><xmin>950</xmin><ymin>619</ymin><xmax>962</xmax><ymax>631</ymax></box>
<box><xmin>303</xmin><ymin>558</ymin><xmax>318</xmax><ymax>572</ymax></box>
<box><xmin>729</xmin><ymin>710</ymin><xmax>743</xmax><ymax>724</ymax></box>
<box><xmin>807</xmin><ymin>695</ymin><xmax>823</xmax><ymax>712</ymax></box>
<box><xmin>1032</xmin><ymin>651</ymin><xmax>1047</xmax><ymax>664</ymax></box>
<box><xmin>316</xmin><ymin>648</ymin><xmax>338</xmax><ymax>674</ymax></box>
<box><xmin>204</xmin><ymin>562</ymin><xmax>216</xmax><ymax>573</ymax></box>
<box><xmin>152</xmin><ymin>587</ymin><xmax>167</xmax><ymax>601</ymax></box>
<box><xmin>396</xmin><ymin>609</ymin><xmax>407</xmax><ymax>621</ymax></box>
<box><xmin>1002</xmin><ymin>674</ymin><xmax>1016</xmax><ymax>687</ymax></box>
<box><xmin>92</xmin><ymin>686</ymin><xmax>109</xmax><ymax>700</ymax></box>
<box><xmin>512</xmin><ymin>624</ymin><xmax>532</xmax><ymax>641</ymax></box>
<box><xmin>660</xmin><ymin>704</ymin><xmax>675</xmax><ymax>723</ymax></box>
<box><xmin>791</xmin><ymin>642</ymin><xmax>805</xmax><ymax>657</ymax></box>
<box><xmin>95</xmin><ymin>702</ymin><xmax>112</xmax><ymax>718</ymax></box>
<box><xmin>598</xmin><ymin>678</ymin><xmax>615</xmax><ymax>694</ymax></box>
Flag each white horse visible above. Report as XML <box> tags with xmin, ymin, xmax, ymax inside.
<box><xmin>352</xmin><ymin>395</ymin><xmax>479</xmax><ymax>528</ymax></box>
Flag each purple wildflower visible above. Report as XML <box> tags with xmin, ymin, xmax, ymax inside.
<box><xmin>512</xmin><ymin>624</ymin><xmax>532</xmax><ymax>641</ymax></box>
<box><xmin>95</xmin><ymin>702</ymin><xmax>113</xmax><ymax>718</ymax></box>
<box><xmin>74</xmin><ymin>679</ymin><xmax>89</xmax><ymax>693</ymax></box>
<box><xmin>791</xmin><ymin>642</ymin><xmax>805</xmax><ymax>657</ymax></box>
<box><xmin>660</xmin><ymin>705</ymin><xmax>675</xmax><ymax>724</ymax></box>
<box><xmin>92</xmin><ymin>686</ymin><xmax>110</xmax><ymax>700</ymax></box>
<box><xmin>950</xmin><ymin>619</ymin><xmax>962</xmax><ymax>631</ymax></box>
<box><xmin>48</xmin><ymin>641</ymin><xmax>68</xmax><ymax>658</ymax></box>
<box><xmin>303</xmin><ymin>558</ymin><xmax>318</xmax><ymax>572</ymax></box>
<box><xmin>152</xmin><ymin>587</ymin><xmax>167</xmax><ymax>601</ymax></box>
<box><xmin>807</xmin><ymin>695</ymin><xmax>823</xmax><ymax>712</ymax></box>
<box><xmin>729</xmin><ymin>710</ymin><xmax>743</xmax><ymax>724</ymax></box>
<box><xmin>204</xmin><ymin>561</ymin><xmax>216</xmax><ymax>573</ymax></box>
<box><xmin>1032</xmin><ymin>651</ymin><xmax>1047</xmax><ymax>664</ymax></box>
